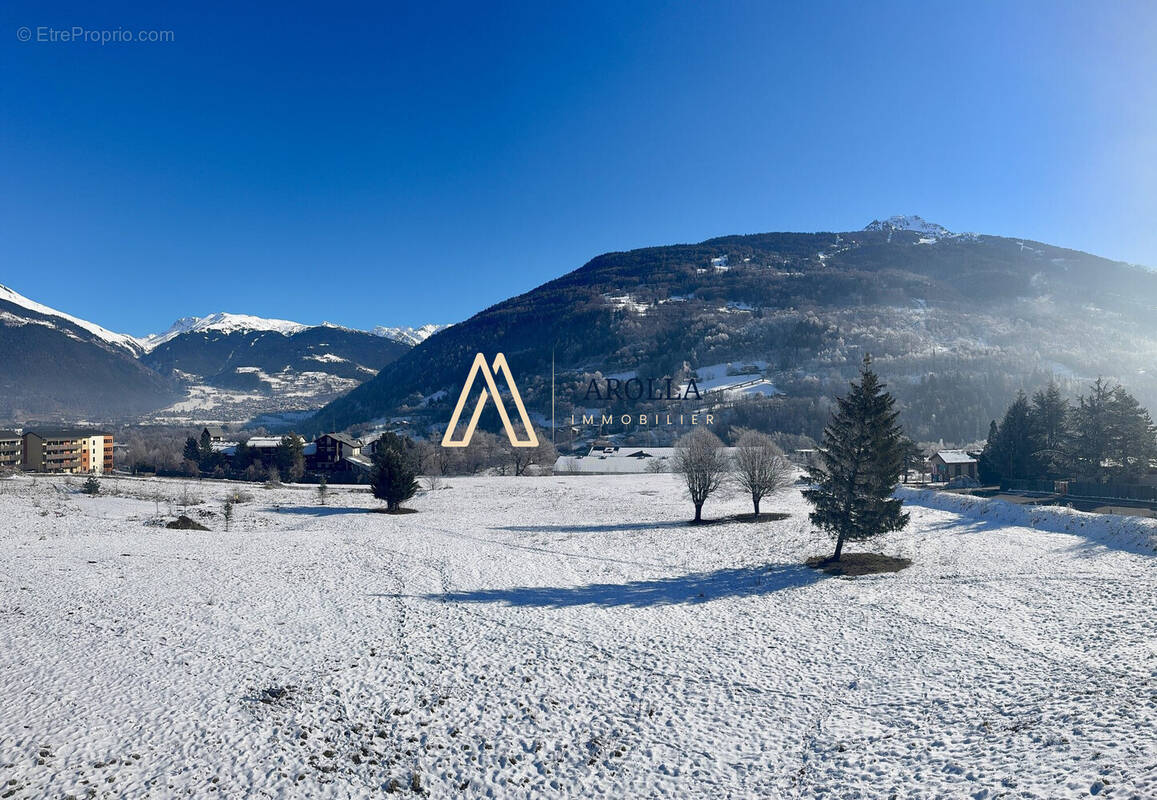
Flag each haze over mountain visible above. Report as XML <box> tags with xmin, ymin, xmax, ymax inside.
<box><xmin>0</xmin><ymin>286</ymin><xmax>445</xmax><ymax>424</ymax></box>
<box><xmin>0</xmin><ymin>283</ymin><xmax>177</xmax><ymax>420</ymax></box>
<box><xmin>305</xmin><ymin>218</ymin><xmax>1157</xmax><ymax>445</ymax></box>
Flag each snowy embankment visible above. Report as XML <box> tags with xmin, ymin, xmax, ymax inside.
<box><xmin>0</xmin><ymin>474</ymin><xmax>1154</xmax><ymax>799</ymax></box>
<box><xmin>896</xmin><ymin>486</ymin><xmax>1157</xmax><ymax>555</ymax></box>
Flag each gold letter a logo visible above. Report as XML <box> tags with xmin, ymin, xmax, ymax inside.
<box><xmin>442</xmin><ymin>353</ymin><xmax>539</xmax><ymax>448</ymax></box>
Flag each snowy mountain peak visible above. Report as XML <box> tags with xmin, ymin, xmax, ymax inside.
<box><xmin>137</xmin><ymin>314</ymin><xmax>448</xmax><ymax>352</ymax></box>
<box><xmin>864</xmin><ymin>215</ymin><xmax>951</xmax><ymax>236</ymax></box>
<box><xmin>372</xmin><ymin>323</ymin><xmax>448</xmax><ymax>346</ymax></box>
<box><xmin>138</xmin><ymin>312</ymin><xmax>309</xmax><ymax>352</ymax></box>
<box><xmin>0</xmin><ymin>281</ymin><xmax>142</xmax><ymax>354</ymax></box>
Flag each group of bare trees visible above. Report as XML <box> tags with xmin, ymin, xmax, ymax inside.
<box><xmin>419</xmin><ymin>428</ymin><xmax>558</xmax><ymax>477</ymax></box>
<box><xmin>672</xmin><ymin>428</ymin><xmax>793</xmax><ymax>522</ymax></box>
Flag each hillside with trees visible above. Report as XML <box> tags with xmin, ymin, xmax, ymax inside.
<box><xmin>305</xmin><ymin>223</ymin><xmax>1157</xmax><ymax>445</ymax></box>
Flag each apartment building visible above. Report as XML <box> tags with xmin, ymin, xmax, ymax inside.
<box><xmin>21</xmin><ymin>428</ymin><xmax>114</xmax><ymax>474</ymax></box>
<box><xmin>0</xmin><ymin>430</ymin><xmax>21</xmax><ymax>469</ymax></box>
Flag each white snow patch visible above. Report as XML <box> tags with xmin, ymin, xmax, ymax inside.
<box><xmin>304</xmin><ymin>353</ymin><xmax>349</xmax><ymax>364</ymax></box>
<box><xmin>604</xmin><ymin>294</ymin><xmax>651</xmax><ymax>315</ymax></box>
<box><xmin>684</xmin><ymin>360</ymin><xmax>770</xmax><ymax>393</ymax></box>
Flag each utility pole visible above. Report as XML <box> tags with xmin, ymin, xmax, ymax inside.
<box><xmin>551</xmin><ymin>347</ymin><xmax>556</xmax><ymax>446</ymax></box>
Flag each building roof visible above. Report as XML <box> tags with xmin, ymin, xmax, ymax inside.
<box><xmin>934</xmin><ymin>449</ymin><xmax>977</xmax><ymax>464</ymax></box>
<box><xmin>24</xmin><ymin>427</ymin><xmax>105</xmax><ymax>440</ymax></box>
<box><xmin>245</xmin><ymin>436</ymin><xmax>284</xmax><ymax>448</ymax></box>
<box><xmin>343</xmin><ymin>454</ymin><xmax>373</xmax><ymax>470</ymax></box>
<box><xmin>319</xmin><ymin>432</ymin><xmax>362</xmax><ymax>447</ymax></box>
<box><xmin>243</xmin><ymin>434</ymin><xmax>306</xmax><ymax>449</ymax></box>
<box><xmin>0</xmin><ymin>430</ymin><xmax>20</xmax><ymax>440</ymax></box>
<box><xmin>201</xmin><ymin>426</ymin><xmax>229</xmax><ymax>438</ymax></box>
<box><xmin>585</xmin><ymin>445</ymin><xmax>737</xmax><ymax>460</ymax></box>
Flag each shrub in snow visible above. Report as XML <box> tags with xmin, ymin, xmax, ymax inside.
<box><xmin>226</xmin><ymin>488</ymin><xmax>254</xmax><ymax>504</ymax></box>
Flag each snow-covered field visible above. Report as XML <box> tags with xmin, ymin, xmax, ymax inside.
<box><xmin>1</xmin><ymin>474</ymin><xmax>1154</xmax><ymax>799</ymax></box>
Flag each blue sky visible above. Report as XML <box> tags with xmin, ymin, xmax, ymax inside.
<box><xmin>3</xmin><ymin>1</ymin><xmax>1156</xmax><ymax>336</ymax></box>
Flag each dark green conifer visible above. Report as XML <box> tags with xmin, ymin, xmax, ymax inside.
<box><xmin>804</xmin><ymin>357</ymin><xmax>909</xmax><ymax>561</ymax></box>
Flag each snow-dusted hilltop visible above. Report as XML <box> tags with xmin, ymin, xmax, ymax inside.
<box><xmin>136</xmin><ymin>312</ymin><xmax>310</xmax><ymax>353</ymax></box>
<box><xmin>864</xmin><ymin>215</ymin><xmax>952</xmax><ymax>236</ymax></box>
<box><xmin>372</xmin><ymin>323</ymin><xmax>447</xmax><ymax>346</ymax></box>
<box><xmin>0</xmin><ymin>282</ymin><xmax>143</xmax><ymax>355</ymax></box>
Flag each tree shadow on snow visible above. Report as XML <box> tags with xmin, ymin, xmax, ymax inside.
<box><xmin>499</xmin><ymin>521</ymin><xmax>692</xmax><ymax>534</ymax></box>
<box><xmin>499</xmin><ymin>514</ymin><xmax>789</xmax><ymax>534</ymax></box>
<box><xmin>271</xmin><ymin>505</ymin><xmax>375</xmax><ymax>516</ymax></box>
<box><xmin>413</xmin><ymin>563</ymin><xmax>825</xmax><ymax>608</ymax></box>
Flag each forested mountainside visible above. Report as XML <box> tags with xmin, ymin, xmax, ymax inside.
<box><xmin>306</xmin><ymin>221</ymin><xmax>1157</xmax><ymax>444</ymax></box>
<box><xmin>0</xmin><ymin>284</ymin><xmax>178</xmax><ymax>420</ymax></box>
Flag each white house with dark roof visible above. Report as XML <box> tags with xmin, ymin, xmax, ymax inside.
<box><xmin>929</xmin><ymin>450</ymin><xmax>978</xmax><ymax>482</ymax></box>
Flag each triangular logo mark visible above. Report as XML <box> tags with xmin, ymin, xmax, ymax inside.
<box><xmin>442</xmin><ymin>353</ymin><xmax>539</xmax><ymax>448</ymax></box>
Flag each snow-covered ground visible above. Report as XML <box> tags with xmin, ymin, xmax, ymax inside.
<box><xmin>0</xmin><ymin>474</ymin><xmax>1154</xmax><ymax>799</ymax></box>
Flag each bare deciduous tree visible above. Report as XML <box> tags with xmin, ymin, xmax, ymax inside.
<box><xmin>672</xmin><ymin>428</ymin><xmax>730</xmax><ymax>523</ymax></box>
<box><xmin>732</xmin><ymin>429</ymin><xmax>792</xmax><ymax>517</ymax></box>
<box><xmin>507</xmin><ymin>428</ymin><xmax>558</xmax><ymax>476</ymax></box>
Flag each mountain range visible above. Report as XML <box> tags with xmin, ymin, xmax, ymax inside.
<box><xmin>301</xmin><ymin>216</ymin><xmax>1157</xmax><ymax>445</ymax></box>
<box><xmin>8</xmin><ymin>215</ymin><xmax>1157</xmax><ymax>445</ymax></box>
<box><xmin>0</xmin><ymin>283</ymin><xmax>444</xmax><ymax>424</ymax></box>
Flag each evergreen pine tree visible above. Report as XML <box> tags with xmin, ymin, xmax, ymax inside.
<box><xmin>978</xmin><ymin>420</ymin><xmax>1000</xmax><ymax>484</ymax></box>
<box><xmin>275</xmin><ymin>434</ymin><xmax>306</xmax><ymax>483</ymax></box>
<box><xmin>803</xmin><ymin>358</ymin><xmax>909</xmax><ymax>561</ymax></box>
<box><xmin>1107</xmin><ymin>386</ymin><xmax>1157</xmax><ymax>482</ymax></box>
<box><xmin>182</xmin><ymin>436</ymin><xmax>201</xmax><ymax>464</ymax></box>
<box><xmin>371</xmin><ymin>436</ymin><xmax>419</xmax><ymax>512</ymax></box>
<box><xmin>1068</xmin><ymin>378</ymin><xmax>1115</xmax><ymax>481</ymax></box>
<box><xmin>980</xmin><ymin>392</ymin><xmax>1038</xmax><ymax>483</ymax></box>
<box><xmin>1029</xmin><ymin>382</ymin><xmax>1070</xmax><ymax>478</ymax></box>
<box><xmin>898</xmin><ymin>436</ymin><xmax>923</xmax><ymax>484</ymax></box>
